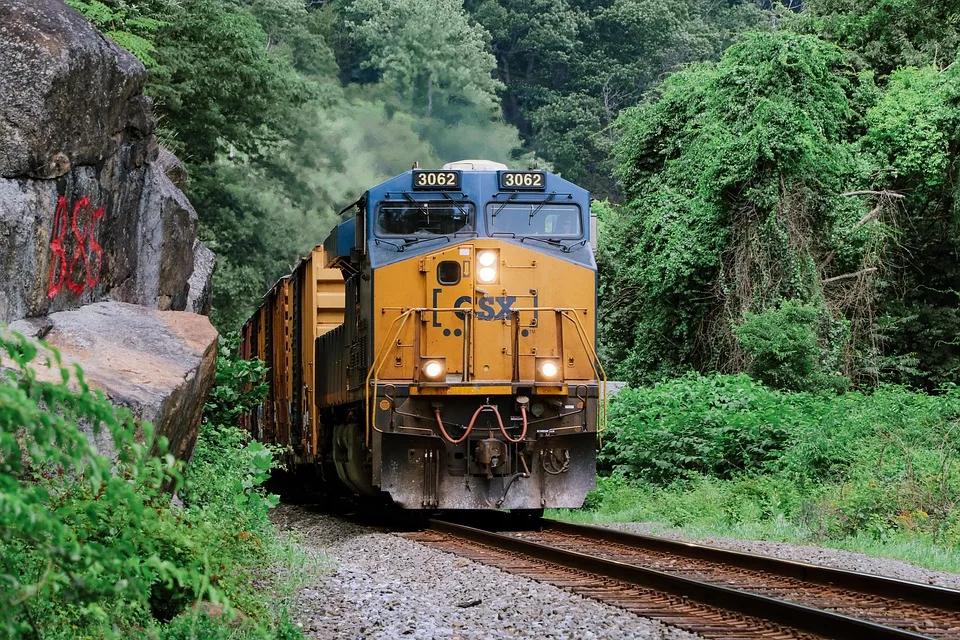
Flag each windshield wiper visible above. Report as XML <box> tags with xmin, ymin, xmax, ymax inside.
<box><xmin>520</xmin><ymin>236</ymin><xmax>574</xmax><ymax>253</ymax></box>
<box><xmin>374</xmin><ymin>238</ymin><xmax>404</xmax><ymax>251</ymax></box>
<box><xmin>491</xmin><ymin>192</ymin><xmax>519</xmax><ymax>218</ymax></box>
<box><xmin>402</xmin><ymin>235</ymin><xmax>451</xmax><ymax>250</ymax></box>
<box><xmin>527</xmin><ymin>192</ymin><xmax>558</xmax><ymax>223</ymax></box>
<box><xmin>439</xmin><ymin>191</ymin><xmax>470</xmax><ymax>219</ymax></box>
<box><xmin>374</xmin><ymin>236</ymin><xmax>450</xmax><ymax>252</ymax></box>
<box><xmin>400</xmin><ymin>191</ymin><xmax>432</xmax><ymax>219</ymax></box>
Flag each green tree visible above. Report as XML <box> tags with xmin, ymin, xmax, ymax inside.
<box><xmin>147</xmin><ymin>0</ymin><xmax>315</xmax><ymax>163</ymax></box>
<box><xmin>859</xmin><ymin>65</ymin><xmax>960</xmax><ymax>387</ymax></box>
<box><xmin>341</xmin><ymin>0</ymin><xmax>503</xmax><ymax>116</ymax></box>
<box><xmin>467</xmin><ymin>0</ymin><xmax>768</xmax><ymax>194</ymax></box>
<box><xmin>736</xmin><ymin>301</ymin><xmax>849</xmax><ymax>391</ymax></box>
<box><xmin>801</xmin><ymin>0</ymin><xmax>960</xmax><ymax>75</ymax></box>
<box><xmin>66</xmin><ymin>0</ymin><xmax>168</xmax><ymax>66</ymax></box>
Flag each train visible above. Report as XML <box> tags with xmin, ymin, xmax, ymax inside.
<box><xmin>240</xmin><ymin>160</ymin><xmax>605</xmax><ymax>513</ymax></box>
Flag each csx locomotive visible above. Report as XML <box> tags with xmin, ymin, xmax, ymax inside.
<box><xmin>241</xmin><ymin>160</ymin><xmax>605</xmax><ymax>512</ymax></box>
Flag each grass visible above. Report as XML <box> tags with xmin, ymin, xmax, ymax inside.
<box><xmin>549</xmin><ymin>478</ymin><xmax>960</xmax><ymax>575</ymax></box>
<box><xmin>576</xmin><ymin>374</ymin><xmax>960</xmax><ymax>576</ymax></box>
<box><xmin>160</xmin><ymin>527</ymin><xmax>326</xmax><ymax>640</ymax></box>
<box><xmin>0</xmin><ymin>331</ymin><xmax>327</xmax><ymax>639</ymax></box>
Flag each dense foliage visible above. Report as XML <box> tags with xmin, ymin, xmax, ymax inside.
<box><xmin>602</xmin><ymin>13</ymin><xmax>960</xmax><ymax>389</ymax></box>
<box><xmin>577</xmin><ymin>0</ymin><xmax>960</xmax><ymax>567</ymax></box>
<box><xmin>68</xmin><ymin>0</ymin><xmax>960</xmax><ymax>568</ymax></box>
<box><xmin>68</xmin><ymin>0</ymin><xmax>960</xmax><ymax>389</ymax></box>
<box><xmin>66</xmin><ymin>0</ymin><xmax>783</xmax><ymax>330</ymax></box>
<box><xmin>0</xmin><ymin>331</ymin><xmax>302</xmax><ymax>639</ymax></box>
<box><xmin>466</xmin><ymin>0</ymin><xmax>770</xmax><ymax>195</ymax></box>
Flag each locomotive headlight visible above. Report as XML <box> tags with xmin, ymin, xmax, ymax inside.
<box><xmin>476</xmin><ymin>250</ymin><xmax>499</xmax><ymax>283</ymax></box>
<box><xmin>477</xmin><ymin>266</ymin><xmax>498</xmax><ymax>283</ymax></box>
<box><xmin>536</xmin><ymin>357</ymin><xmax>562</xmax><ymax>383</ymax></box>
<box><xmin>422</xmin><ymin>359</ymin><xmax>445</xmax><ymax>380</ymax></box>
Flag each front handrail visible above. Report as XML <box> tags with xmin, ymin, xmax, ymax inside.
<box><xmin>365</xmin><ymin>309</ymin><xmax>415</xmax><ymax>447</ymax></box>
<box><xmin>365</xmin><ymin>307</ymin><xmax>474</xmax><ymax>446</ymax></box>
<box><xmin>560</xmin><ymin>310</ymin><xmax>608</xmax><ymax>439</ymax></box>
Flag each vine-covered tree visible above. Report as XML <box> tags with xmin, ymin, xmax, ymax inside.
<box><xmin>466</xmin><ymin>0</ymin><xmax>768</xmax><ymax>194</ymax></box>
<box><xmin>603</xmin><ymin>18</ymin><xmax>960</xmax><ymax>390</ymax></box>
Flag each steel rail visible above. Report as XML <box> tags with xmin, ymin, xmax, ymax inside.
<box><xmin>544</xmin><ymin>520</ymin><xmax>960</xmax><ymax>611</ymax></box>
<box><xmin>429</xmin><ymin>519</ymin><xmax>935</xmax><ymax>640</ymax></box>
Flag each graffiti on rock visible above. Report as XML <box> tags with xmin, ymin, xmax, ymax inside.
<box><xmin>48</xmin><ymin>195</ymin><xmax>105</xmax><ymax>298</ymax></box>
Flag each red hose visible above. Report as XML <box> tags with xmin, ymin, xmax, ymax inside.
<box><xmin>499</xmin><ymin>405</ymin><xmax>527</xmax><ymax>443</ymax></box>
<box><xmin>435</xmin><ymin>405</ymin><xmax>480</xmax><ymax>444</ymax></box>
<box><xmin>434</xmin><ymin>404</ymin><xmax>528</xmax><ymax>444</ymax></box>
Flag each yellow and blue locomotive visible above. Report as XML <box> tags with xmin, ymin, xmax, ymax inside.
<box><xmin>241</xmin><ymin>160</ymin><xmax>604</xmax><ymax>512</ymax></box>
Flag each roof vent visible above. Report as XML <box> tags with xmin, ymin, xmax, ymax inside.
<box><xmin>441</xmin><ymin>159</ymin><xmax>509</xmax><ymax>172</ymax></box>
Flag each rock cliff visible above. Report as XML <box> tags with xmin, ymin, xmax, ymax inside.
<box><xmin>0</xmin><ymin>0</ymin><xmax>213</xmax><ymax>323</ymax></box>
<box><xmin>0</xmin><ymin>0</ymin><xmax>219</xmax><ymax>463</ymax></box>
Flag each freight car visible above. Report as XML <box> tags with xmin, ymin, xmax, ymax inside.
<box><xmin>241</xmin><ymin>160</ymin><xmax>605</xmax><ymax>512</ymax></box>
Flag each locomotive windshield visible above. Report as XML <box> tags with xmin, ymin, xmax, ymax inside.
<box><xmin>375</xmin><ymin>201</ymin><xmax>475</xmax><ymax>236</ymax></box>
<box><xmin>486</xmin><ymin>203</ymin><xmax>582</xmax><ymax>238</ymax></box>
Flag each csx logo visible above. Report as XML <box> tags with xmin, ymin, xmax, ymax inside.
<box><xmin>431</xmin><ymin>288</ymin><xmax>538</xmax><ymax>333</ymax></box>
<box><xmin>455</xmin><ymin>294</ymin><xmax>516</xmax><ymax>320</ymax></box>
<box><xmin>432</xmin><ymin>288</ymin><xmax>535</xmax><ymax>328</ymax></box>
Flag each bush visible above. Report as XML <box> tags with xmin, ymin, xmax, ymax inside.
<box><xmin>0</xmin><ymin>329</ymin><xmax>302</xmax><ymax>639</ymax></box>
<box><xmin>183</xmin><ymin>335</ymin><xmax>275</xmax><ymax>531</ymax></box>
<box><xmin>735</xmin><ymin>301</ymin><xmax>850</xmax><ymax>392</ymax></box>
<box><xmin>595</xmin><ymin>373</ymin><xmax>960</xmax><ymax>549</ymax></box>
<box><xmin>1</xmin><ymin>331</ymin><xmax>213</xmax><ymax>636</ymax></box>
<box><xmin>600</xmin><ymin>374</ymin><xmax>804</xmax><ymax>484</ymax></box>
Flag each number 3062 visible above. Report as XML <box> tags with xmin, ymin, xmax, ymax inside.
<box><xmin>502</xmin><ymin>172</ymin><xmax>544</xmax><ymax>188</ymax></box>
<box><xmin>415</xmin><ymin>172</ymin><xmax>457</xmax><ymax>187</ymax></box>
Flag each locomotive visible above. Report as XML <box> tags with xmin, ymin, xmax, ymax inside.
<box><xmin>240</xmin><ymin>160</ymin><xmax>605</xmax><ymax>512</ymax></box>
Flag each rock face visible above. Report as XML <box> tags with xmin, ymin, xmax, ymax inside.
<box><xmin>186</xmin><ymin>240</ymin><xmax>216</xmax><ymax>315</ymax></box>
<box><xmin>9</xmin><ymin>302</ymin><xmax>218</xmax><ymax>461</ymax></box>
<box><xmin>0</xmin><ymin>0</ymin><xmax>214</xmax><ymax>325</ymax></box>
<box><xmin>0</xmin><ymin>1</ymin><xmax>148</xmax><ymax>179</ymax></box>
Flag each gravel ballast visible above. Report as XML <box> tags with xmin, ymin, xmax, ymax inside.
<box><xmin>272</xmin><ymin>505</ymin><xmax>701</xmax><ymax>640</ymax></box>
<box><xmin>600</xmin><ymin>522</ymin><xmax>960</xmax><ymax>590</ymax></box>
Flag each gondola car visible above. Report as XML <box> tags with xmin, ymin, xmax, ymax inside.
<box><xmin>241</xmin><ymin>160</ymin><xmax>605</xmax><ymax>512</ymax></box>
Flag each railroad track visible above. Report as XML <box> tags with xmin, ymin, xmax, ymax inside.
<box><xmin>400</xmin><ymin>519</ymin><xmax>960</xmax><ymax>639</ymax></box>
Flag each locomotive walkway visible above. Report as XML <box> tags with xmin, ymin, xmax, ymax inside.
<box><xmin>402</xmin><ymin>519</ymin><xmax>960</xmax><ymax>639</ymax></box>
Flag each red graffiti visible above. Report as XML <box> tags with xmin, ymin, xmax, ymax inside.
<box><xmin>48</xmin><ymin>195</ymin><xmax>105</xmax><ymax>298</ymax></box>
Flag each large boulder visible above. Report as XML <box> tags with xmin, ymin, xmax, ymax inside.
<box><xmin>9</xmin><ymin>302</ymin><xmax>218</xmax><ymax>461</ymax></box>
<box><xmin>0</xmin><ymin>0</ymin><xmax>213</xmax><ymax>324</ymax></box>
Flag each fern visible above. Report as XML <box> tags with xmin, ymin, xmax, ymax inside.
<box><xmin>106</xmin><ymin>29</ymin><xmax>159</xmax><ymax>66</ymax></box>
<box><xmin>66</xmin><ymin>0</ymin><xmax>166</xmax><ymax>67</ymax></box>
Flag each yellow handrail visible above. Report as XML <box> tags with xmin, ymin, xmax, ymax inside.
<box><xmin>364</xmin><ymin>305</ymin><xmax>607</xmax><ymax>447</ymax></box>
<box><xmin>561</xmin><ymin>310</ymin><xmax>608</xmax><ymax>442</ymax></box>
<box><xmin>365</xmin><ymin>309</ymin><xmax>415</xmax><ymax>447</ymax></box>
